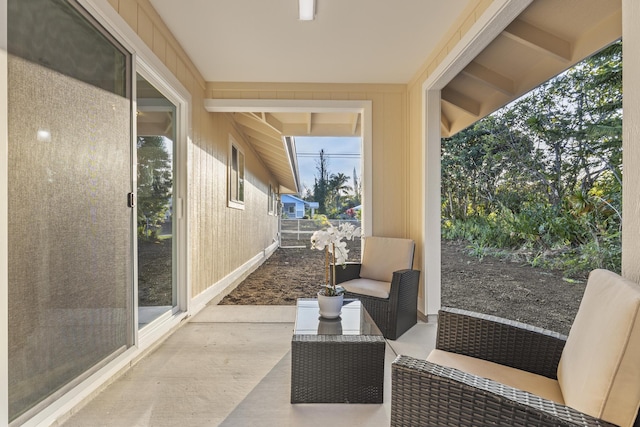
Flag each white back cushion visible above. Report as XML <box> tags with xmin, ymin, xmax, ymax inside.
<box><xmin>359</xmin><ymin>237</ymin><xmax>414</xmax><ymax>282</ymax></box>
<box><xmin>557</xmin><ymin>269</ymin><xmax>640</xmax><ymax>427</ymax></box>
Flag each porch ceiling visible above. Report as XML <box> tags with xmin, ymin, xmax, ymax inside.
<box><xmin>149</xmin><ymin>0</ymin><xmax>622</xmax><ymax>190</ymax></box>
<box><xmin>227</xmin><ymin>110</ymin><xmax>361</xmax><ymax>194</ymax></box>
<box><xmin>441</xmin><ymin>0</ymin><xmax>622</xmax><ymax>136</ymax></box>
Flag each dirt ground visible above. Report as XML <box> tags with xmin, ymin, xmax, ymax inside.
<box><xmin>220</xmin><ymin>239</ymin><xmax>586</xmax><ymax>335</ymax></box>
<box><xmin>138</xmin><ymin>239</ymin><xmax>173</xmax><ymax>306</ymax></box>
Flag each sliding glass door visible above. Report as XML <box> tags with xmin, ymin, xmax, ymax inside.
<box><xmin>7</xmin><ymin>0</ymin><xmax>132</xmax><ymax>422</ymax></box>
<box><xmin>136</xmin><ymin>74</ymin><xmax>177</xmax><ymax>328</ymax></box>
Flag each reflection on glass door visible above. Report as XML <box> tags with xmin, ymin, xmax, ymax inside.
<box><xmin>136</xmin><ymin>74</ymin><xmax>177</xmax><ymax>328</ymax></box>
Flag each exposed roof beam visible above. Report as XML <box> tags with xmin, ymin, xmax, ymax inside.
<box><xmin>280</xmin><ymin>123</ymin><xmax>361</xmax><ymax>137</ymax></box>
<box><xmin>440</xmin><ymin>110</ymin><xmax>451</xmax><ymax>134</ymax></box>
<box><xmin>239</xmin><ymin>127</ymin><xmax>283</xmax><ymax>148</ymax></box>
<box><xmin>441</xmin><ymin>87</ymin><xmax>481</xmax><ymax>117</ymax></box>
<box><xmin>233</xmin><ymin>113</ymin><xmax>282</xmax><ymax>139</ymax></box>
<box><xmin>263</xmin><ymin>113</ymin><xmax>284</xmax><ymax>133</ymax></box>
<box><xmin>461</xmin><ymin>62</ymin><xmax>515</xmax><ymax>96</ymax></box>
<box><xmin>306</xmin><ymin>113</ymin><xmax>312</xmax><ymax>135</ymax></box>
<box><xmin>503</xmin><ymin>18</ymin><xmax>572</xmax><ymax>62</ymax></box>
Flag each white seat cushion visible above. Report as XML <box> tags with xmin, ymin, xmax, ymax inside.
<box><xmin>359</xmin><ymin>237</ymin><xmax>414</xmax><ymax>282</ymax></box>
<box><xmin>428</xmin><ymin>349</ymin><xmax>565</xmax><ymax>404</ymax></box>
<box><xmin>557</xmin><ymin>269</ymin><xmax>640</xmax><ymax>427</ymax></box>
<box><xmin>342</xmin><ymin>278</ymin><xmax>390</xmax><ymax>299</ymax></box>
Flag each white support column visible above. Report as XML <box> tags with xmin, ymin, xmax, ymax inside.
<box><xmin>423</xmin><ymin>89</ymin><xmax>442</xmax><ymax>321</ymax></box>
<box><xmin>622</xmin><ymin>0</ymin><xmax>640</xmax><ymax>282</ymax></box>
<box><xmin>419</xmin><ymin>0</ymin><xmax>532</xmax><ymax>322</ymax></box>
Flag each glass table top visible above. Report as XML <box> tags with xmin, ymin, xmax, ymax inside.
<box><xmin>294</xmin><ymin>298</ymin><xmax>382</xmax><ymax>336</ymax></box>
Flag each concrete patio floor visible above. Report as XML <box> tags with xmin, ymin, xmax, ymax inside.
<box><xmin>58</xmin><ymin>304</ymin><xmax>436</xmax><ymax>427</ymax></box>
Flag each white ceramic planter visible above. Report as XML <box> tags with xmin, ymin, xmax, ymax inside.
<box><xmin>317</xmin><ymin>292</ymin><xmax>343</xmax><ymax>319</ymax></box>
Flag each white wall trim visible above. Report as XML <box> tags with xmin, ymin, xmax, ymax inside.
<box><xmin>206</xmin><ymin>98</ymin><xmax>373</xmax><ymax>238</ymax></box>
<box><xmin>423</xmin><ymin>90</ymin><xmax>442</xmax><ymax>317</ymax></box>
<box><xmin>190</xmin><ymin>241</ymin><xmax>280</xmax><ymax>315</ymax></box>
<box><xmin>421</xmin><ymin>0</ymin><xmax>533</xmax><ymax>318</ymax></box>
<box><xmin>206</xmin><ymin>99</ymin><xmax>368</xmax><ymax>114</ymax></box>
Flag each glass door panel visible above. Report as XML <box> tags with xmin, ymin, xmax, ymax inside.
<box><xmin>136</xmin><ymin>74</ymin><xmax>177</xmax><ymax>328</ymax></box>
<box><xmin>7</xmin><ymin>0</ymin><xmax>132</xmax><ymax>421</ymax></box>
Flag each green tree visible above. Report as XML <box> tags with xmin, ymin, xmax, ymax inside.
<box><xmin>327</xmin><ymin>172</ymin><xmax>352</xmax><ymax>212</ymax></box>
<box><xmin>137</xmin><ymin>136</ymin><xmax>172</xmax><ymax>240</ymax></box>
<box><xmin>441</xmin><ymin>113</ymin><xmax>540</xmax><ymax>219</ymax></box>
<box><xmin>312</xmin><ymin>149</ymin><xmax>330</xmax><ymax>214</ymax></box>
<box><xmin>441</xmin><ymin>41</ymin><xmax>622</xmax><ymax>275</ymax></box>
<box><xmin>352</xmin><ymin>167</ymin><xmax>362</xmax><ymax>206</ymax></box>
<box><xmin>512</xmin><ymin>41</ymin><xmax>622</xmax><ymax>207</ymax></box>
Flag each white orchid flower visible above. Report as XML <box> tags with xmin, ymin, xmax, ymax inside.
<box><xmin>310</xmin><ymin>221</ymin><xmax>362</xmax><ymax>293</ymax></box>
<box><xmin>310</xmin><ymin>229</ymin><xmax>330</xmax><ymax>250</ymax></box>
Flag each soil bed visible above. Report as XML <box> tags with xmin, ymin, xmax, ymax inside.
<box><xmin>220</xmin><ymin>239</ymin><xmax>585</xmax><ymax>335</ymax></box>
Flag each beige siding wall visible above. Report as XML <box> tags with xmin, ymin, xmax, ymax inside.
<box><xmin>108</xmin><ymin>0</ymin><xmax>279</xmax><ymax>299</ymax></box>
<box><xmin>190</xmin><ymin>113</ymin><xmax>279</xmax><ymax>297</ymax></box>
<box><xmin>207</xmin><ymin>82</ymin><xmax>411</xmax><ymax>240</ymax></box>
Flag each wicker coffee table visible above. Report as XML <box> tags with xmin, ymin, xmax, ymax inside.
<box><xmin>291</xmin><ymin>298</ymin><xmax>386</xmax><ymax>403</ymax></box>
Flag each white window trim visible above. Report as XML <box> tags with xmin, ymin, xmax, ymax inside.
<box><xmin>274</xmin><ymin>189</ymin><xmax>279</xmax><ymax>216</ymax></box>
<box><xmin>228</xmin><ymin>136</ymin><xmax>245</xmax><ymax>210</ymax></box>
<box><xmin>268</xmin><ymin>184</ymin><xmax>274</xmax><ymax>215</ymax></box>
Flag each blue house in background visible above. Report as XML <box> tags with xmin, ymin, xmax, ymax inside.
<box><xmin>281</xmin><ymin>194</ymin><xmax>319</xmax><ymax>218</ymax></box>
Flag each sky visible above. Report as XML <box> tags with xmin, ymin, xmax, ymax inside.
<box><xmin>294</xmin><ymin>136</ymin><xmax>361</xmax><ymax>196</ymax></box>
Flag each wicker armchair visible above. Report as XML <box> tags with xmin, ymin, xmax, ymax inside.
<box><xmin>334</xmin><ymin>236</ymin><xmax>420</xmax><ymax>340</ymax></box>
<box><xmin>391</xmin><ymin>269</ymin><xmax>640</xmax><ymax>427</ymax></box>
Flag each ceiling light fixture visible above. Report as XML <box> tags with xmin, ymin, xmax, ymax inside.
<box><xmin>299</xmin><ymin>0</ymin><xmax>315</xmax><ymax>21</ymax></box>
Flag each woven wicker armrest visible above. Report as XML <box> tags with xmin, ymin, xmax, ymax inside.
<box><xmin>391</xmin><ymin>355</ymin><xmax>617</xmax><ymax>427</ymax></box>
<box><xmin>333</xmin><ymin>262</ymin><xmax>361</xmax><ymax>284</ymax></box>
<box><xmin>437</xmin><ymin>307</ymin><xmax>567</xmax><ymax>378</ymax></box>
<box><xmin>389</xmin><ymin>269</ymin><xmax>421</xmax><ymax>298</ymax></box>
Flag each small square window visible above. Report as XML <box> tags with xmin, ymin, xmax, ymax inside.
<box><xmin>268</xmin><ymin>185</ymin><xmax>279</xmax><ymax>215</ymax></box>
<box><xmin>228</xmin><ymin>136</ymin><xmax>245</xmax><ymax>209</ymax></box>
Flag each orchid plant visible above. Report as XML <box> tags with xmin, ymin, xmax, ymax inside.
<box><xmin>310</xmin><ymin>222</ymin><xmax>361</xmax><ymax>296</ymax></box>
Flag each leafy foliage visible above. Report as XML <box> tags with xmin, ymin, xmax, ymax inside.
<box><xmin>137</xmin><ymin>136</ymin><xmax>173</xmax><ymax>241</ymax></box>
<box><xmin>307</xmin><ymin>149</ymin><xmax>361</xmax><ymax>218</ymax></box>
<box><xmin>441</xmin><ymin>41</ymin><xmax>622</xmax><ymax>278</ymax></box>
